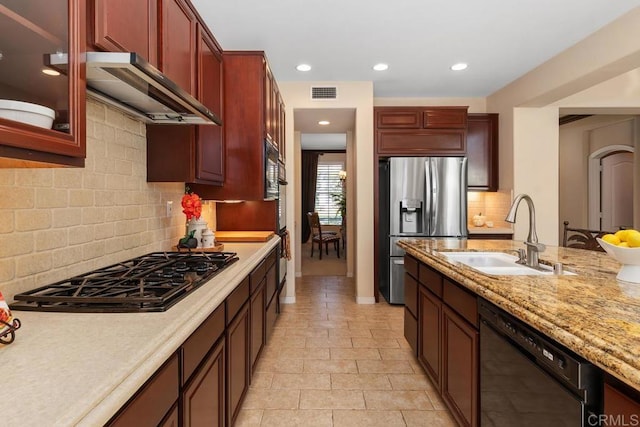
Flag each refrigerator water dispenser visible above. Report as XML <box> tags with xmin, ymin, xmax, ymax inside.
<box><xmin>400</xmin><ymin>199</ymin><xmax>423</xmax><ymax>234</ymax></box>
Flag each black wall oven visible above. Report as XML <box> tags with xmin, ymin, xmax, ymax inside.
<box><xmin>264</xmin><ymin>141</ymin><xmax>279</xmax><ymax>201</ymax></box>
<box><xmin>479</xmin><ymin>300</ymin><xmax>602</xmax><ymax>427</ymax></box>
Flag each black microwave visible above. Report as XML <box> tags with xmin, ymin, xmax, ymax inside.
<box><xmin>264</xmin><ymin>141</ymin><xmax>279</xmax><ymax>201</ymax></box>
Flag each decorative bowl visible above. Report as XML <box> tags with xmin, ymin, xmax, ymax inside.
<box><xmin>596</xmin><ymin>238</ymin><xmax>640</xmax><ymax>283</ymax></box>
<box><xmin>0</xmin><ymin>99</ymin><xmax>55</xmax><ymax>129</ymax></box>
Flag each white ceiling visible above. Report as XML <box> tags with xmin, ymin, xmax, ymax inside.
<box><xmin>190</xmin><ymin>1</ymin><xmax>640</xmax><ymax>148</ymax></box>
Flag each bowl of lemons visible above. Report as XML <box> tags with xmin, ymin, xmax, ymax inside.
<box><xmin>597</xmin><ymin>229</ymin><xmax>640</xmax><ymax>283</ymax></box>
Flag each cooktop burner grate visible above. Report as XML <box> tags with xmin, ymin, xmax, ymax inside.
<box><xmin>10</xmin><ymin>251</ymin><xmax>238</xmax><ymax>313</ymax></box>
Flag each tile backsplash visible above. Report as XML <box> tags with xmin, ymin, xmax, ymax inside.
<box><xmin>467</xmin><ymin>190</ymin><xmax>513</xmax><ymax>229</ymax></box>
<box><xmin>0</xmin><ymin>98</ymin><xmax>187</xmax><ymax>302</ymax></box>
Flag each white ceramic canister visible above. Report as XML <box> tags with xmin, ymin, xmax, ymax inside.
<box><xmin>201</xmin><ymin>229</ymin><xmax>215</xmax><ymax>248</ymax></box>
<box><xmin>187</xmin><ymin>218</ymin><xmax>208</xmax><ymax>248</ymax></box>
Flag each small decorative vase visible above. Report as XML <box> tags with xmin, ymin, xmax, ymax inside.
<box><xmin>201</xmin><ymin>229</ymin><xmax>215</xmax><ymax>248</ymax></box>
<box><xmin>187</xmin><ymin>218</ymin><xmax>208</xmax><ymax>248</ymax></box>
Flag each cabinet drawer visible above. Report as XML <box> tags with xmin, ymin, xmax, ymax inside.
<box><xmin>376</xmin><ymin>110</ymin><xmax>421</xmax><ymax>128</ymax></box>
<box><xmin>404</xmin><ymin>273</ymin><xmax>418</xmax><ymax>318</ymax></box>
<box><xmin>266</xmin><ymin>249</ymin><xmax>277</xmax><ymax>269</ymax></box>
<box><xmin>419</xmin><ymin>264</ymin><xmax>443</xmax><ymax>297</ymax></box>
<box><xmin>443</xmin><ymin>279</ymin><xmax>478</xmax><ymax>327</ymax></box>
<box><xmin>226</xmin><ymin>276</ymin><xmax>250</xmax><ymax>325</ymax></box>
<box><xmin>182</xmin><ymin>303</ymin><xmax>225</xmax><ymax>384</ymax></box>
<box><xmin>377</xmin><ymin>129</ymin><xmax>466</xmax><ymax>155</ymax></box>
<box><xmin>249</xmin><ymin>259</ymin><xmax>266</xmax><ymax>294</ymax></box>
<box><xmin>404</xmin><ymin>307</ymin><xmax>418</xmax><ymax>354</ymax></box>
<box><xmin>266</xmin><ymin>264</ymin><xmax>277</xmax><ymax>307</ymax></box>
<box><xmin>423</xmin><ymin>109</ymin><xmax>468</xmax><ymax>129</ymax></box>
<box><xmin>109</xmin><ymin>353</ymin><xmax>179</xmax><ymax>427</ymax></box>
<box><xmin>404</xmin><ymin>255</ymin><xmax>418</xmax><ymax>279</ymax></box>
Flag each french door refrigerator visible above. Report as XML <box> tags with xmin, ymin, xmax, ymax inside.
<box><xmin>379</xmin><ymin>157</ymin><xmax>468</xmax><ymax>304</ymax></box>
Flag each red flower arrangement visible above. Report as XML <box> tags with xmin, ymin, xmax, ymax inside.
<box><xmin>181</xmin><ymin>192</ymin><xmax>202</xmax><ymax>221</ymax></box>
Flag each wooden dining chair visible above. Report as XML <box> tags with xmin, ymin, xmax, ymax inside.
<box><xmin>307</xmin><ymin>212</ymin><xmax>340</xmax><ymax>259</ymax></box>
<box><xmin>562</xmin><ymin>221</ymin><xmax>614</xmax><ymax>252</ymax></box>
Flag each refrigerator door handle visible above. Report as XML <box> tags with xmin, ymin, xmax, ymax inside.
<box><xmin>392</xmin><ymin>259</ymin><xmax>405</xmax><ymax>265</ymax></box>
<box><xmin>425</xmin><ymin>158</ymin><xmax>432</xmax><ymax>235</ymax></box>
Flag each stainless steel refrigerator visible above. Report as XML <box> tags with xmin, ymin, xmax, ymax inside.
<box><xmin>379</xmin><ymin>157</ymin><xmax>468</xmax><ymax>304</ymax></box>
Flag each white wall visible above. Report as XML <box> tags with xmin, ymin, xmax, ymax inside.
<box><xmin>279</xmin><ymin>81</ymin><xmax>374</xmax><ymax>303</ymax></box>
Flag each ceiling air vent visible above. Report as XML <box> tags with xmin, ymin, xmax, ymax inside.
<box><xmin>311</xmin><ymin>86</ymin><xmax>337</xmax><ymax>100</ymax></box>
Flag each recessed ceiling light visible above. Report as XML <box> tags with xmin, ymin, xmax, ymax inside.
<box><xmin>42</xmin><ymin>68</ymin><xmax>60</xmax><ymax>76</ymax></box>
<box><xmin>296</xmin><ymin>64</ymin><xmax>311</xmax><ymax>72</ymax></box>
<box><xmin>373</xmin><ymin>63</ymin><xmax>389</xmax><ymax>71</ymax></box>
<box><xmin>318</xmin><ymin>120</ymin><xmax>330</xmax><ymax>126</ymax></box>
<box><xmin>451</xmin><ymin>63</ymin><xmax>468</xmax><ymax>71</ymax></box>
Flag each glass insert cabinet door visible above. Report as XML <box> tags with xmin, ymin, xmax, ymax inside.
<box><xmin>0</xmin><ymin>0</ymin><xmax>85</xmax><ymax>166</ymax></box>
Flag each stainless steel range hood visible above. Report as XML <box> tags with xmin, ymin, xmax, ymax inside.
<box><xmin>50</xmin><ymin>52</ymin><xmax>221</xmax><ymax>125</ymax></box>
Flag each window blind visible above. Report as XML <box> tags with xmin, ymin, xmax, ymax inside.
<box><xmin>315</xmin><ymin>162</ymin><xmax>344</xmax><ymax>225</ymax></box>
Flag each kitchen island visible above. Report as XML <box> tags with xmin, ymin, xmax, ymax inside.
<box><xmin>3</xmin><ymin>236</ymin><xmax>280</xmax><ymax>427</ymax></box>
<box><xmin>398</xmin><ymin>238</ymin><xmax>640</xmax><ymax>392</ymax></box>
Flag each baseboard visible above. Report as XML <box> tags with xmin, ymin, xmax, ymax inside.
<box><xmin>280</xmin><ymin>296</ymin><xmax>296</xmax><ymax>304</ymax></box>
<box><xmin>356</xmin><ymin>296</ymin><xmax>376</xmax><ymax>304</ymax></box>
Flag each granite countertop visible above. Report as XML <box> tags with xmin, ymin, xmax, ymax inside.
<box><xmin>397</xmin><ymin>238</ymin><xmax>640</xmax><ymax>391</ymax></box>
<box><xmin>3</xmin><ymin>237</ymin><xmax>280</xmax><ymax>427</ymax></box>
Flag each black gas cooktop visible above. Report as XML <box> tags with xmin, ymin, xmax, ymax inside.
<box><xmin>10</xmin><ymin>251</ymin><xmax>238</xmax><ymax>313</ymax></box>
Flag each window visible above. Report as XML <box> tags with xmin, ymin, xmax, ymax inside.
<box><xmin>315</xmin><ymin>161</ymin><xmax>345</xmax><ymax>225</ymax></box>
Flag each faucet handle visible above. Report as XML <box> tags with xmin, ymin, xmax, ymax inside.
<box><xmin>516</xmin><ymin>248</ymin><xmax>527</xmax><ymax>264</ymax></box>
<box><xmin>524</xmin><ymin>241</ymin><xmax>546</xmax><ymax>253</ymax></box>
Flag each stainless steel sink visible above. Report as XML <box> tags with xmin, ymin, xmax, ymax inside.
<box><xmin>438</xmin><ymin>251</ymin><xmax>576</xmax><ymax>276</ymax></box>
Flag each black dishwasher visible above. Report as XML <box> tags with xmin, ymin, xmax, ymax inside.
<box><xmin>479</xmin><ymin>300</ymin><xmax>603</xmax><ymax>426</ymax></box>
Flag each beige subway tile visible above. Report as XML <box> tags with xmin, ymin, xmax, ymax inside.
<box><xmin>87</xmin><ymin>98</ymin><xmax>106</xmax><ymax>121</ymax></box>
<box><xmin>95</xmin><ymin>223</ymin><xmax>115</xmax><ymax>240</ymax></box>
<box><xmin>0</xmin><ymin>210</ymin><xmax>14</xmax><ymax>233</ymax></box>
<box><xmin>15</xmin><ymin>169</ymin><xmax>53</xmax><ymax>187</ymax></box>
<box><xmin>333</xmin><ymin>409</ymin><xmax>405</xmax><ymax>426</ymax></box>
<box><xmin>260</xmin><ymin>410</ymin><xmax>332</xmax><ymax>427</ymax></box>
<box><xmin>0</xmin><ymin>187</ymin><xmax>35</xmax><ymax>209</ymax></box>
<box><xmin>15</xmin><ymin>252</ymin><xmax>52</xmax><ymax>278</ymax></box>
<box><xmin>15</xmin><ymin>210</ymin><xmax>51</xmax><ymax>232</ymax></box>
<box><xmin>54</xmin><ymin>169</ymin><xmax>83</xmax><ymax>189</ymax></box>
<box><xmin>105</xmin><ymin>106</ymin><xmax>125</xmax><ymax>128</ymax></box>
<box><xmin>82</xmin><ymin>241</ymin><xmax>106</xmax><ymax>261</ymax></box>
<box><xmin>52</xmin><ymin>208</ymin><xmax>81</xmax><ymax>228</ymax></box>
<box><xmin>82</xmin><ymin>207</ymin><xmax>106</xmax><ymax>225</ymax></box>
<box><xmin>0</xmin><ymin>169</ymin><xmax>15</xmax><ymax>185</ymax></box>
<box><xmin>0</xmin><ymin>234</ymin><xmax>33</xmax><ymax>258</ymax></box>
<box><xmin>69</xmin><ymin>190</ymin><xmax>95</xmax><ymax>208</ymax></box>
<box><xmin>35</xmin><ymin>229</ymin><xmax>68</xmax><ymax>251</ymax></box>
<box><xmin>299</xmin><ymin>390</ymin><xmax>365</xmax><ymax>409</ymax></box>
<box><xmin>35</xmin><ymin>188</ymin><xmax>67</xmax><ymax>209</ymax></box>
<box><xmin>0</xmin><ymin>259</ymin><xmax>15</xmax><ymax>282</ymax></box>
<box><xmin>331</xmin><ymin>374</ymin><xmax>392</xmax><ymax>390</ymax></box>
<box><xmin>52</xmin><ymin>246</ymin><xmax>83</xmax><ymax>269</ymax></box>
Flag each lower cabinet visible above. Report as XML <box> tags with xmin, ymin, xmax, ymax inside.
<box><xmin>108</xmin><ymin>248</ymin><xmax>279</xmax><ymax>427</ymax></box>
<box><xmin>604</xmin><ymin>377</ymin><xmax>640</xmax><ymax>426</ymax></box>
<box><xmin>405</xmin><ymin>255</ymin><xmax>479</xmax><ymax>427</ymax></box>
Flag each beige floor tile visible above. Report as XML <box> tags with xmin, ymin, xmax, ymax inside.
<box><xmin>255</xmin><ymin>358</ymin><xmax>304</xmax><ymax>374</ymax></box>
<box><xmin>364</xmin><ymin>390</ymin><xmax>434</xmax><ymax>410</ymax></box>
<box><xmin>333</xmin><ymin>409</ymin><xmax>406</xmax><ymax>426</ymax></box>
<box><xmin>329</xmin><ymin>328</ymin><xmax>373</xmax><ymax>338</ymax></box>
<box><xmin>267</xmin><ymin>336</ymin><xmax>307</xmax><ymax>348</ymax></box>
<box><xmin>242</xmin><ymin>389</ymin><xmax>300</xmax><ymax>410</ymax></box>
<box><xmin>348</xmin><ymin>320</ymin><xmax>394</xmax><ymax>330</ymax></box>
<box><xmin>370</xmin><ymin>328</ymin><xmax>405</xmax><ymax>339</ymax></box>
<box><xmin>402</xmin><ymin>409</ymin><xmax>458</xmax><ymax>426</ymax></box>
<box><xmin>260</xmin><ymin>410</ymin><xmax>333</xmax><ymax>427</ymax></box>
<box><xmin>278</xmin><ymin>347</ymin><xmax>331</xmax><ymax>360</ymax></box>
<box><xmin>234</xmin><ymin>409</ymin><xmax>263</xmax><ymax>426</ymax></box>
<box><xmin>304</xmin><ymin>359</ymin><xmax>358</xmax><ymax>374</ymax></box>
<box><xmin>426</xmin><ymin>390</ymin><xmax>448</xmax><ymax>410</ymax></box>
<box><xmin>249</xmin><ymin>372</ymin><xmax>273</xmax><ymax>389</ymax></box>
<box><xmin>397</xmin><ymin>338</ymin><xmax>413</xmax><ymax>349</ymax></box>
<box><xmin>271</xmin><ymin>373</ymin><xmax>332</xmax><ymax>390</ymax></box>
<box><xmin>285</xmin><ymin>327</ymin><xmax>329</xmax><ymax>338</ymax></box>
<box><xmin>307</xmin><ymin>319</ymin><xmax>350</xmax><ymax>329</ymax></box>
<box><xmin>357</xmin><ymin>359</ymin><xmax>416</xmax><ymax>374</ymax></box>
<box><xmin>388</xmin><ymin>373</ymin><xmax>436</xmax><ymax>391</ymax></box>
<box><xmin>300</xmin><ymin>390</ymin><xmax>365</xmax><ymax>409</ymax></box>
<box><xmin>331</xmin><ymin>373</ymin><xmax>392</xmax><ymax>390</ymax></box>
<box><xmin>306</xmin><ymin>337</ymin><xmax>353</xmax><ymax>348</ymax></box>
<box><xmin>330</xmin><ymin>348</ymin><xmax>381</xmax><ymax>360</ymax></box>
<box><xmin>351</xmin><ymin>337</ymin><xmax>400</xmax><ymax>348</ymax></box>
<box><xmin>379</xmin><ymin>347</ymin><xmax>417</xmax><ymax>360</ymax></box>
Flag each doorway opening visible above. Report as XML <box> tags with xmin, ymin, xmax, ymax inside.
<box><xmin>588</xmin><ymin>145</ymin><xmax>634</xmax><ymax>230</ymax></box>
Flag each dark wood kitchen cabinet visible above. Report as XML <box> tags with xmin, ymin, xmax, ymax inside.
<box><xmin>159</xmin><ymin>0</ymin><xmax>197</xmax><ymax>97</ymax></box>
<box><xmin>404</xmin><ymin>255</ymin><xmax>419</xmax><ymax>355</ymax></box>
<box><xmin>90</xmin><ymin>0</ymin><xmax>158</xmax><ymax>67</ymax></box>
<box><xmin>604</xmin><ymin>377</ymin><xmax>640</xmax><ymax>426</ymax></box>
<box><xmin>0</xmin><ymin>0</ymin><xmax>86</xmax><ymax>167</ymax></box>
<box><xmin>250</xmin><ymin>277</ymin><xmax>266</xmax><ymax>375</ymax></box>
<box><xmin>146</xmin><ymin>23</ymin><xmax>224</xmax><ymax>185</ymax></box>
<box><xmin>467</xmin><ymin>113</ymin><xmax>499</xmax><ymax>191</ymax></box>
<box><xmin>406</xmin><ymin>258</ymin><xmax>479</xmax><ymax>427</ymax></box>
<box><xmin>374</xmin><ymin>107</ymin><xmax>468</xmax><ymax>156</ymax></box>
<box><xmin>190</xmin><ymin>51</ymin><xmax>285</xmax><ymax>201</ymax></box>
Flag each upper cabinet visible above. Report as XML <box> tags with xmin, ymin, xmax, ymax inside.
<box><xmin>375</xmin><ymin>107</ymin><xmax>468</xmax><ymax>156</ymax></box>
<box><xmin>158</xmin><ymin>0</ymin><xmax>196</xmax><ymax>97</ymax></box>
<box><xmin>91</xmin><ymin>0</ymin><xmax>158</xmax><ymax>67</ymax></box>
<box><xmin>0</xmin><ymin>0</ymin><xmax>86</xmax><ymax>167</ymax></box>
<box><xmin>467</xmin><ymin>113</ymin><xmax>499</xmax><ymax>191</ymax></box>
<box><xmin>190</xmin><ymin>51</ymin><xmax>285</xmax><ymax>201</ymax></box>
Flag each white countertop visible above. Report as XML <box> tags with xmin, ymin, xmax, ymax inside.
<box><xmin>3</xmin><ymin>237</ymin><xmax>280</xmax><ymax>427</ymax></box>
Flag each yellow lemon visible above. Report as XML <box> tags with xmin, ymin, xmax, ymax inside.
<box><xmin>626</xmin><ymin>231</ymin><xmax>640</xmax><ymax>248</ymax></box>
<box><xmin>602</xmin><ymin>234</ymin><xmax>621</xmax><ymax>245</ymax></box>
<box><xmin>615</xmin><ymin>230</ymin><xmax>630</xmax><ymax>242</ymax></box>
<box><xmin>619</xmin><ymin>241</ymin><xmax>630</xmax><ymax>248</ymax></box>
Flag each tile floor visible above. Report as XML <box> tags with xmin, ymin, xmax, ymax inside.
<box><xmin>236</xmin><ymin>275</ymin><xmax>457</xmax><ymax>426</ymax></box>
